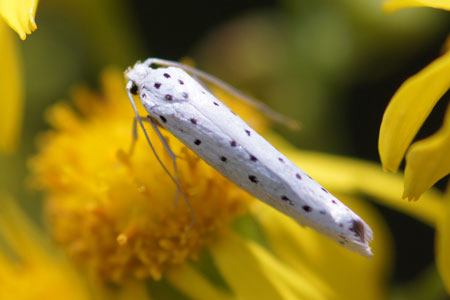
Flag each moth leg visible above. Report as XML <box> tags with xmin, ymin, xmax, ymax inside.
<box><xmin>126</xmin><ymin>82</ymin><xmax>195</xmax><ymax>229</ymax></box>
<box><xmin>129</xmin><ymin>115</ymin><xmax>183</xmax><ymax>205</ymax></box>
<box><xmin>129</xmin><ymin>115</ymin><xmax>162</xmax><ymax>155</ymax></box>
<box><xmin>148</xmin><ymin>116</ymin><xmax>195</xmax><ymax>228</ymax></box>
<box><xmin>129</xmin><ymin>115</ymin><xmax>182</xmax><ymax>160</ymax></box>
<box><xmin>132</xmin><ymin>115</ymin><xmax>194</xmax><ymax>226</ymax></box>
<box><xmin>128</xmin><ymin>116</ymin><xmax>140</xmax><ymax>155</ymax></box>
<box><xmin>147</xmin><ymin>116</ymin><xmax>181</xmax><ymax>205</ymax></box>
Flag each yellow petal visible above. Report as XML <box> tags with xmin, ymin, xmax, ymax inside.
<box><xmin>252</xmin><ymin>195</ymin><xmax>392</xmax><ymax>300</ymax></box>
<box><xmin>0</xmin><ymin>22</ymin><xmax>23</xmax><ymax>152</ymax></box>
<box><xmin>383</xmin><ymin>0</ymin><xmax>450</xmax><ymax>13</ymax></box>
<box><xmin>436</xmin><ymin>194</ymin><xmax>450</xmax><ymax>295</ymax></box>
<box><xmin>379</xmin><ymin>49</ymin><xmax>450</xmax><ymax>172</ymax></box>
<box><xmin>209</xmin><ymin>230</ymin><xmax>328</xmax><ymax>300</ymax></box>
<box><xmin>0</xmin><ymin>193</ymin><xmax>48</xmax><ymax>263</ymax></box>
<box><xmin>166</xmin><ymin>264</ymin><xmax>234</xmax><ymax>300</ymax></box>
<box><xmin>0</xmin><ymin>194</ymin><xmax>92</xmax><ymax>300</ymax></box>
<box><xmin>404</xmin><ymin>104</ymin><xmax>450</xmax><ymax>200</ymax></box>
<box><xmin>246</xmin><ymin>241</ymin><xmax>333</xmax><ymax>300</ymax></box>
<box><xmin>267</xmin><ymin>133</ymin><xmax>445</xmax><ymax>227</ymax></box>
<box><xmin>0</xmin><ymin>0</ymin><xmax>38</xmax><ymax>39</ymax></box>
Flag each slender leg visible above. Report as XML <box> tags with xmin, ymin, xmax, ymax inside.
<box><xmin>128</xmin><ymin>116</ymin><xmax>139</xmax><ymax>155</ymax></box>
<box><xmin>126</xmin><ymin>84</ymin><xmax>195</xmax><ymax>229</ymax></box>
<box><xmin>129</xmin><ymin>115</ymin><xmax>182</xmax><ymax>206</ymax></box>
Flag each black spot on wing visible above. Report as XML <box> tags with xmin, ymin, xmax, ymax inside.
<box><xmin>281</xmin><ymin>195</ymin><xmax>293</xmax><ymax>205</ymax></box>
<box><xmin>302</xmin><ymin>205</ymin><xmax>312</xmax><ymax>212</ymax></box>
<box><xmin>248</xmin><ymin>175</ymin><xmax>258</xmax><ymax>183</ymax></box>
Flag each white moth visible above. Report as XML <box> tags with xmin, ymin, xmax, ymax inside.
<box><xmin>125</xmin><ymin>58</ymin><xmax>373</xmax><ymax>257</ymax></box>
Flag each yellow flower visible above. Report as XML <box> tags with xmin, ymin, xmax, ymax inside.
<box><xmin>0</xmin><ymin>0</ymin><xmax>38</xmax><ymax>40</ymax></box>
<box><xmin>383</xmin><ymin>0</ymin><xmax>450</xmax><ymax>13</ymax></box>
<box><xmin>30</xmin><ymin>67</ymin><xmax>395</xmax><ymax>299</ymax></box>
<box><xmin>30</xmin><ymin>68</ymin><xmax>257</xmax><ymax>282</ymax></box>
<box><xmin>0</xmin><ymin>194</ymin><xmax>155</xmax><ymax>300</ymax></box>
<box><xmin>379</xmin><ymin>1</ymin><xmax>450</xmax><ymax>295</ymax></box>
<box><xmin>379</xmin><ymin>31</ymin><xmax>450</xmax><ymax>200</ymax></box>
<box><xmin>403</xmin><ymin>104</ymin><xmax>450</xmax><ymax>199</ymax></box>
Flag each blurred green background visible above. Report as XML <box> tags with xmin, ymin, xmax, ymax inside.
<box><xmin>2</xmin><ymin>0</ymin><xmax>450</xmax><ymax>297</ymax></box>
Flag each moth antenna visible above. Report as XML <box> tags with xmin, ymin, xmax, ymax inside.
<box><xmin>126</xmin><ymin>82</ymin><xmax>195</xmax><ymax>229</ymax></box>
<box><xmin>144</xmin><ymin>58</ymin><xmax>300</xmax><ymax>131</ymax></box>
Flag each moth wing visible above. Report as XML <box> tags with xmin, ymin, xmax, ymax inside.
<box><xmin>143</xmin><ymin>58</ymin><xmax>300</xmax><ymax>130</ymax></box>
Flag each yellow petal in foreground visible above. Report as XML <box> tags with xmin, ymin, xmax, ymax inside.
<box><xmin>436</xmin><ymin>194</ymin><xmax>450</xmax><ymax>295</ymax></box>
<box><xmin>0</xmin><ymin>195</ymin><xmax>91</xmax><ymax>300</ymax></box>
<box><xmin>0</xmin><ymin>0</ymin><xmax>38</xmax><ymax>39</ymax></box>
<box><xmin>383</xmin><ymin>0</ymin><xmax>450</xmax><ymax>13</ymax></box>
<box><xmin>209</xmin><ymin>230</ymin><xmax>330</xmax><ymax>300</ymax></box>
<box><xmin>246</xmin><ymin>239</ymin><xmax>335</xmax><ymax>300</ymax></box>
<box><xmin>404</xmin><ymin>105</ymin><xmax>450</xmax><ymax>200</ymax></box>
<box><xmin>253</xmin><ymin>196</ymin><xmax>391</xmax><ymax>300</ymax></box>
<box><xmin>0</xmin><ymin>22</ymin><xmax>22</xmax><ymax>152</ymax></box>
<box><xmin>166</xmin><ymin>263</ymin><xmax>234</xmax><ymax>300</ymax></box>
<box><xmin>379</xmin><ymin>49</ymin><xmax>450</xmax><ymax>172</ymax></box>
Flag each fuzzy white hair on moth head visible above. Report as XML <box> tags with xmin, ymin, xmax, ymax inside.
<box><xmin>125</xmin><ymin>61</ymin><xmax>150</xmax><ymax>88</ymax></box>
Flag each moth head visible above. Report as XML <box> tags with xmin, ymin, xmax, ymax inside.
<box><xmin>125</xmin><ymin>61</ymin><xmax>149</xmax><ymax>94</ymax></box>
